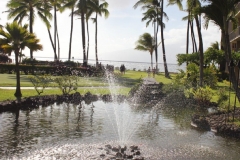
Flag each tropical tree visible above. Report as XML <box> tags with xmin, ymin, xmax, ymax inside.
<box><xmin>135</xmin><ymin>33</ymin><xmax>156</xmax><ymax>69</ymax></box>
<box><xmin>134</xmin><ymin>0</ymin><xmax>170</xmax><ymax>78</ymax></box>
<box><xmin>168</xmin><ymin>0</ymin><xmax>203</xmax><ymax>85</ymax></box>
<box><xmin>201</xmin><ymin>1</ymin><xmax>239</xmax><ymax>72</ymax></box>
<box><xmin>141</xmin><ymin>6</ymin><xmax>167</xmax><ymax>71</ymax></box>
<box><xmin>0</xmin><ymin>22</ymin><xmax>42</xmax><ymax>100</ymax></box>
<box><xmin>61</xmin><ymin>0</ymin><xmax>78</xmax><ymax>61</ymax></box>
<box><xmin>49</xmin><ymin>0</ymin><xmax>64</xmax><ymax>60</ymax></box>
<box><xmin>91</xmin><ymin>0</ymin><xmax>109</xmax><ymax>66</ymax></box>
<box><xmin>77</xmin><ymin>0</ymin><xmax>88</xmax><ymax>66</ymax></box>
<box><xmin>6</xmin><ymin>0</ymin><xmax>51</xmax><ymax>60</ymax></box>
<box><xmin>159</xmin><ymin>0</ymin><xmax>170</xmax><ymax>78</ymax></box>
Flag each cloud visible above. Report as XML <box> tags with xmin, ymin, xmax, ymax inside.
<box><xmin>108</xmin><ymin>0</ymin><xmax>136</xmax><ymax>10</ymax></box>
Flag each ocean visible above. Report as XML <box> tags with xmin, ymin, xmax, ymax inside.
<box><xmin>90</xmin><ymin>59</ymin><xmax>186</xmax><ymax>73</ymax></box>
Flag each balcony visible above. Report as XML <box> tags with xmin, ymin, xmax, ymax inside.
<box><xmin>236</xmin><ymin>3</ymin><xmax>240</xmax><ymax>17</ymax></box>
<box><xmin>229</xmin><ymin>26</ymin><xmax>240</xmax><ymax>42</ymax></box>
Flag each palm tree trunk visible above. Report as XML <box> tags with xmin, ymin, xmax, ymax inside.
<box><xmin>190</xmin><ymin>21</ymin><xmax>197</xmax><ymax>53</ymax></box>
<box><xmin>81</xmin><ymin>10</ymin><xmax>87</xmax><ymax>66</ymax></box>
<box><xmin>14</xmin><ymin>50</ymin><xmax>22</xmax><ymax>101</ymax></box>
<box><xmin>68</xmin><ymin>7</ymin><xmax>74</xmax><ymax>61</ymax></box>
<box><xmin>30</xmin><ymin>8</ymin><xmax>33</xmax><ymax>60</ymax></box>
<box><xmin>186</xmin><ymin>17</ymin><xmax>190</xmax><ymax>66</ymax></box>
<box><xmin>220</xmin><ymin>30</ymin><xmax>226</xmax><ymax>73</ymax></box>
<box><xmin>86</xmin><ymin>18</ymin><xmax>90</xmax><ymax>61</ymax></box>
<box><xmin>151</xmin><ymin>53</ymin><xmax>153</xmax><ymax>69</ymax></box>
<box><xmin>95</xmin><ymin>13</ymin><xmax>99</xmax><ymax>66</ymax></box>
<box><xmin>195</xmin><ymin>15</ymin><xmax>204</xmax><ymax>87</ymax></box>
<box><xmin>155</xmin><ymin>19</ymin><xmax>159</xmax><ymax>71</ymax></box>
<box><xmin>160</xmin><ymin>0</ymin><xmax>170</xmax><ymax>78</ymax></box>
<box><xmin>56</xmin><ymin>25</ymin><xmax>60</xmax><ymax>60</ymax></box>
<box><xmin>54</xmin><ymin>5</ymin><xmax>57</xmax><ymax>61</ymax></box>
<box><xmin>47</xmin><ymin>29</ymin><xmax>57</xmax><ymax>59</ymax></box>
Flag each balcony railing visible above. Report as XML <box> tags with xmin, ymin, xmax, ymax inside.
<box><xmin>229</xmin><ymin>26</ymin><xmax>240</xmax><ymax>42</ymax></box>
<box><xmin>236</xmin><ymin>3</ymin><xmax>240</xmax><ymax>15</ymax></box>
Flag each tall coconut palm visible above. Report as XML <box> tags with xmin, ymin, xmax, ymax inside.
<box><xmin>159</xmin><ymin>0</ymin><xmax>170</xmax><ymax>78</ymax></box>
<box><xmin>0</xmin><ymin>22</ymin><xmax>42</xmax><ymax>100</ymax></box>
<box><xmin>135</xmin><ymin>33</ymin><xmax>156</xmax><ymax>69</ymax></box>
<box><xmin>169</xmin><ymin>0</ymin><xmax>203</xmax><ymax>85</ymax></box>
<box><xmin>49</xmin><ymin>0</ymin><xmax>63</xmax><ymax>60</ymax></box>
<box><xmin>202</xmin><ymin>0</ymin><xmax>239</xmax><ymax>65</ymax></box>
<box><xmin>141</xmin><ymin>6</ymin><xmax>168</xmax><ymax>71</ymax></box>
<box><xmin>61</xmin><ymin>0</ymin><xmax>78</xmax><ymax>61</ymax></box>
<box><xmin>6</xmin><ymin>0</ymin><xmax>50</xmax><ymax>60</ymax></box>
<box><xmin>78</xmin><ymin>0</ymin><xmax>88</xmax><ymax>66</ymax></box>
<box><xmin>91</xmin><ymin>0</ymin><xmax>109</xmax><ymax>66</ymax></box>
<box><xmin>134</xmin><ymin>0</ymin><xmax>170</xmax><ymax>78</ymax></box>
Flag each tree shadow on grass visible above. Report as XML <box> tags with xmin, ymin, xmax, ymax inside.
<box><xmin>7</xmin><ymin>75</ymin><xmax>31</xmax><ymax>83</ymax></box>
<box><xmin>115</xmin><ymin>76</ymin><xmax>141</xmax><ymax>87</ymax></box>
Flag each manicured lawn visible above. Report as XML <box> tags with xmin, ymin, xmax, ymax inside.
<box><xmin>0</xmin><ymin>71</ymin><xmax>239</xmax><ymax>109</ymax></box>
<box><xmin>0</xmin><ymin>87</ymin><xmax>130</xmax><ymax>101</ymax></box>
<box><xmin>0</xmin><ymin>74</ymin><xmax>108</xmax><ymax>87</ymax></box>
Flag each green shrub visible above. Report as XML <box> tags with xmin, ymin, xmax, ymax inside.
<box><xmin>203</xmin><ymin>65</ymin><xmax>218</xmax><ymax>88</ymax></box>
<box><xmin>173</xmin><ymin>63</ymin><xmax>218</xmax><ymax>89</ymax></box>
<box><xmin>185</xmin><ymin>86</ymin><xmax>214</xmax><ymax>106</ymax></box>
<box><xmin>217</xmin><ymin>88</ymin><xmax>228</xmax><ymax>107</ymax></box>
<box><xmin>54</xmin><ymin>75</ymin><xmax>79</xmax><ymax>95</ymax></box>
<box><xmin>22</xmin><ymin>57</ymin><xmax>37</xmax><ymax>64</ymax></box>
<box><xmin>28</xmin><ymin>75</ymin><xmax>52</xmax><ymax>95</ymax></box>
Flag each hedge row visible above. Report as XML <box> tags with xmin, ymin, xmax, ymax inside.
<box><xmin>0</xmin><ymin>64</ymin><xmax>104</xmax><ymax>76</ymax></box>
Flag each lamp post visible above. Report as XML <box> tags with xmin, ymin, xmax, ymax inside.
<box><xmin>233</xmin><ymin>60</ymin><xmax>240</xmax><ymax>122</ymax></box>
<box><xmin>228</xmin><ymin>60</ymin><xmax>235</xmax><ymax>122</ymax></box>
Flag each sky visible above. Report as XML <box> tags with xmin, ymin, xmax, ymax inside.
<box><xmin>0</xmin><ymin>0</ymin><xmax>221</xmax><ymax>64</ymax></box>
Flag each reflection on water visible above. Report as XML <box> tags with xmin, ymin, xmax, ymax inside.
<box><xmin>0</xmin><ymin>100</ymin><xmax>240</xmax><ymax>159</ymax></box>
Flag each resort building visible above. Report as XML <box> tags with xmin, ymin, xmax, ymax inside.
<box><xmin>229</xmin><ymin>3</ymin><xmax>240</xmax><ymax>51</ymax></box>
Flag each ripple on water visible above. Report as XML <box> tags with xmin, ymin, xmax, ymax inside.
<box><xmin>4</xmin><ymin>140</ymin><xmax>226</xmax><ymax>160</ymax></box>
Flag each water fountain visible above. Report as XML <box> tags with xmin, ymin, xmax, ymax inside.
<box><xmin>1</xmin><ymin>71</ymin><xmax>240</xmax><ymax>159</ymax></box>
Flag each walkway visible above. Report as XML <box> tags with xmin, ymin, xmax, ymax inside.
<box><xmin>142</xmin><ymin>77</ymin><xmax>159</xmax><ymax>85</ymax></box>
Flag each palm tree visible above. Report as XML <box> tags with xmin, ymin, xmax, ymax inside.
<box><xmin>202</xmin><ymin>0</ymin><xmax>239</xmax><ymax>66</ymax></box>
<box><xmin>49</xmin><ymin>0</ymin><xmax>63</xmax><ymax>60</ymax></box>
<box><xmin>134</xmin><ymin>0</ymin><xmax>159</xmax><ymax>70</ymax></box>
<box><xmin>61</xmin><ymin>0</ymin><xmax>78</xmax><ymax>61</ymax></box>
<box><xmin>134</xmin><ymin>0</ymin><xmax>170</xmax><ymax>78</ymax></box>
<box><xmin>91</xmin><ymin>0</ymin><xmax>109</xmax><ymax>66</ymax></box>
<box><xmin>159</xmin><ymin>0</ymin><xmax>170</xmax><ymax>78</ymax></box>
<box><xmin>135</xmin><ymin>33</ymin><xmax>156</xmax><ymax>69</ymax></box>
<box><xmin>77</xmin><ymin>0</ymin><xmax>88</xmax><ymax>66</ymax></box>
<box><xmin>169</xmin><ymin>0</ymin><xmax>203</xmax><ymax>85</ymax></box>
<box><xmin>141</xmin><ymin>6</ymin><xmax>168</xmax><ymax>71</ymax></box>
<box><xmin>0</xmin><ymin>22</ymin><xmax>42</xmax><ymax>100</ymax></box>
<box><xmin>6</xmin><ymin>0</ymin><xmax>50</xmax><ymax>60</ymax></box>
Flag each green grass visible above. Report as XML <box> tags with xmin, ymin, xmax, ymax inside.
<box><xmin>0</xmin><ymin>70</ymin><xmax>239</xmax><ymax>109</ymax></box>
<box><xmin>0</xmin><ymin>74</ymin><xmax>108</xmax><ymax>87</ymax></box>
<box><xmin>0</xmin><ymin>87</ymin><xmax>131</xmax><ymax>101</ymax></box>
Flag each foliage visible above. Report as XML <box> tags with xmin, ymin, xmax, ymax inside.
<box><xmin>217</xmin><ymin>88</ymin><xmax>228</xmax><ymax>107</ymax></box>
<box><xmin>203</xmin><ymin>65</ymin><xmax>218</xmax><ymax>88</ymax></box>
<box><xmin>174</xmin><ymin>63</ymin><xmax>218</xmax><ymax>88</ymax></box>
<box><xmin>204</xmin><ymin>48</ymin><xmax>224</xmax><ymax>65</ymax></box>
<box><xmin>232</xmin><ymin>51</ymin><xmax>240</xmax><ymax>64</ymax></box>
<box><xmin>63</xmin><ymin>60</ymin><xmax>77</xmax><ymax>67</ymax></box>
<box><xmin>54</xmin><ymin>75</ymin><xmax>79</xmax><ymax>95</ymax></box>
<box><xmin>22</xmin><ymin>58</ymin><xmax>38</xmax><ymax>64</ymax></box>
<box><xmin>177</xmin><ymin>53</ymin><xmax>199</xmax><ymax>66</ymax></box>
<box><xmin>28</xmin><ymin>75</ymin><xmax>52</xmax><ymax>95</ymax></box>
<box><xmin>185</xmin><ymin>86</ymin><xmax>214</xmax><ymax>106</ymax></box>
<box><xmin>0</xmin><ymin>54</ymin><xmax>9</xmax><ymax>63</ymax></box>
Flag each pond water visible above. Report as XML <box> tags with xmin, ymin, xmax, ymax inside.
<box><xmin>1</xmin><ymin>100</ymin><xmax>240</xmax><ymax>159</ymax></box>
